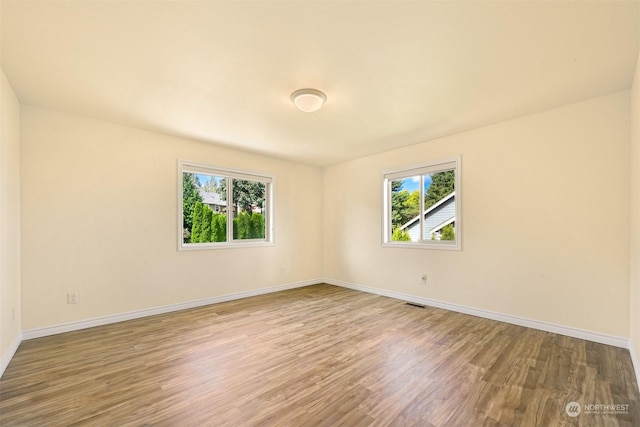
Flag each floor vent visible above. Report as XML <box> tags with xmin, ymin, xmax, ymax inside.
<box><xmin>405</xmin><ymin>302</ymin><xmax>426</xmax><ymax>308</ymax></box>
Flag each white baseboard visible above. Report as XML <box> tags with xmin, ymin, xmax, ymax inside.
<box><xmin>325</xmin><ymin>279</ymin><xmax>630</xmax><ymax>349</ymax></box>
<box><xmin>22</xmin><ymin>279</ymin><xmax>319</xmax><ymax>340</ymax></box>
<box><xmin>14</xmin><ymin>277</ymin><xmax>633</xmax><ymax>361</ymax></box>
<box><xmin>0</xmin><ymin>333</ymin><xmax>22</xmax><ymax>378</ymax></box>
<box><xmin>26</xmin><ymin>277</ymin><xmax>628</xmax><ymax>348</ymax></box>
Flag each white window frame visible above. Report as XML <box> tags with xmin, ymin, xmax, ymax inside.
<box><xmin>382</xmin><ymin>156</ymin><xmax>461</xmax><ymax>251</ymax></box>
<box><xmin>178</xmin><ymin>160</ymin><xmax>275</xmax><ymax>251</ymax></box>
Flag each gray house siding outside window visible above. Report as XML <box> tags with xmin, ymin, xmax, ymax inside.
<box><xmin>401</xmin><ymin>193</ymin><xmax>455</xmax><ymax>241</ymax></box>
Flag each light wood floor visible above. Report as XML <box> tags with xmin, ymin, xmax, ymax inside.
<box><xmin>1</xmin><ymin>284</ymin><xmax>639</xmax><ymax>426</ymax></box>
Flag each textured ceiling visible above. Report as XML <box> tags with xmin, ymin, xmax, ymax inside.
<box><xmin>1</xmin><ymin>1</ymin><xmax>638</xmax><ymax>166</ymax></box>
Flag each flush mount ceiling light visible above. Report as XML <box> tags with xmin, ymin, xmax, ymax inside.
<box><xmin>290</xmin><ymin>88</ymin><xmax>326</xmax><ymax>113</ymax></box>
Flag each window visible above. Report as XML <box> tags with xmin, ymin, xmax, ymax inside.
<box><xmin>178</xmin><ymin>160</ymin><xmax>274</xmax><ymax>250</ymax></box>
<box><xmin>382</xmin><ymin>156</ymin><xmax>461</xmax><ymax>250</ymax></box>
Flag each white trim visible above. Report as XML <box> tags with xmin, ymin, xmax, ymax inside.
<box><xmin>180</xmin><ymin>241</ymin><xmax>275</xmax><ymax>250</ymax></box>
<box><xmin>381</xmin><ymin>156</ymin><xmax>459</xmax><ymax>180</ymax></box>
<box><xmin>180</xmin><ymin>160</ymin><xmax>274</xmax><ymax>184</ymax></box>
<box><xmin>325</xmin><ymin>279</ymin><xmax>629</xmax><ymax>348</ymax></box>
<box><xmin>382</xmin><ymin>155</ymin><xmax>461</xmax><ymax>251</ymax></box>
<box><xmin>382</xmin><ymin>178</ymin><xmax>391</xmax><ymax>244</ymax></box>
<box><xmin>11</xmin><ymin>279</ymin><xmax>635</xmax><ymax>374</ymax></box>
<box><xmin>381</xmin><ymin>240</ymin><xmax>459</xmax><ymax>250</ymax></box>
<box><xmin>178</xmin><ymin>159</ymin><xmax>276</xmax><ymax>250</ymax></box>
<box><xmin>0</xmin><ymin>333</ymin><xmax>22</xmax><ymax>378</ymax></box>
<box><xmin>22</xmin><ymin>279</ymin><xmax>318</xmax><ymax>340</ymax></box>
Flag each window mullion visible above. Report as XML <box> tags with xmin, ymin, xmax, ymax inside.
<box><xmin>227</xmin><ymin>177</ymin><xmax>233</xmax><ymax>242</ymax></box>
<box><xmin>419</xmin><ymin>175</ymin><xmax>425</xmax><ymax>243</ymax></box>
<box><xmin>387</xmin><ymin>180</ymin><xmax>393</xmax><ymax>242</ymax></box>
<box><xmin>265</xmin><ymin>184</ymin><xmax>271</xmax><ymax>241</ymax></box>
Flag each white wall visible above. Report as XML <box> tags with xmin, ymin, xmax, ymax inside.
<box><xmin>323</xmin><ymin>91</ymin><xmax>631</xmax><ymax>337</ymax></box>
<box><xmin>11</xmin><ymin>76</ymin><xmax>637</xmax><ymax>350</ymax></box>
<box><xmin>0</xmin><ymin>68</ymin><xmax>21</xmax><ymax>369</ymax></box>
<box><xmin>630</xmin><ymin>51</ymin><xmax>640</xmax><ymax>365</ymax></box>
<box><xmin>20</xmin><ymin>106</ymin><xmax>323</xmax><ymax>330</ymax></box>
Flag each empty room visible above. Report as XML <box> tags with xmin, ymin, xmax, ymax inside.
<box><xmin>2</xmin><ymin>1</ymin><xmax>640</xmax><ymax>425</ymax></box>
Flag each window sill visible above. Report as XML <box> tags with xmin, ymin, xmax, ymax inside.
<box><xmin>381</xmin><ymin>241</ymin><xmax>460</xmax><ymax>251</ymax></box>
<box><xmin>179</xmin><ymin>241</ymin><xmax>275</xmax><ymax>251</ymax></box>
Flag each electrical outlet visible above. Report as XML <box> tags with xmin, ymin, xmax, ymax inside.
<box><xmin>67</xmin><ymin>292</ymin><xmax>78</xmax><ymax>304</ymax></box>
<box><xmin>420</xmin><ymin>273</ymin><xmax>427</xmax><ymax>285</ymax></box>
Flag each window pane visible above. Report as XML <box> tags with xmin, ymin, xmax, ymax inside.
<box><xmin>423</xmin><ymin>169</ymin><xmax>455</xmax><ymax>241</ymax></box>
<box><xmin>183</xmin><ymin>173</ymin><xmax>227</xmax><ymax>244</ymax></box>
<box><xmin>390</xmin><ymin>176</ymin><xmax>420</xmax><ymax>242</ymax></box>
<box><xmin>179</xmin><ymin>161</ymin><xmax>274</xmax><ymax>250</ymax></box>
<box><xmin>382</xmin><ymin>156</ymin><xmax>460</xmax><ymax>250</ymax></box>
<box><xmin>232</xmin><ymin>179</ymin><xmax>266</xmax><ymax>240</ymax></box>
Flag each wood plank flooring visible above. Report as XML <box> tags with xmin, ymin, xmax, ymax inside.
<box><xmin>1</xmin><ymin>284</ymin><xmax>639</xmax><ymax>426</ymax></box>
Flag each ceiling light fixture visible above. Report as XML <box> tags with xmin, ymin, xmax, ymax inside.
<box><xmin>291</xmin><ymin>88</ymin><xmax>326</xmax><ymax>113</ymax></box>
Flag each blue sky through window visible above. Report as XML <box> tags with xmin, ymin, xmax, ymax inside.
<box><xmin>401</xmin><ymin>175</ymin><xmax>432</xmax><ymax>193</ymax></box>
